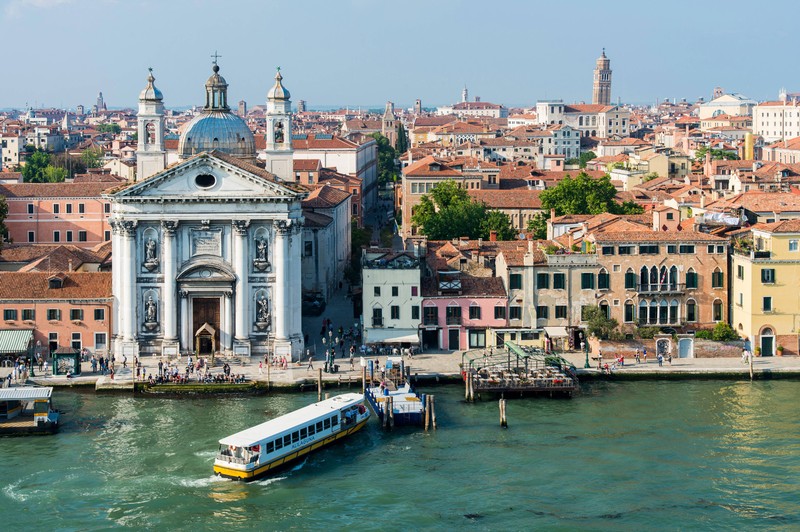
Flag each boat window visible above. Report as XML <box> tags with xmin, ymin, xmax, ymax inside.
<box><xmin>275</xmin><ymin>438</ymin><xmax>283</xmax><ymax>450</ymax></box>
<box><xmin>308</xmin><ymin>424</ymin><xmax>316</xmax><ymax>436</ymax></box>
<box><xmin>331</xmin><ymin>415</ymin><xmax>338</xmax><ymax>426</ymax></box>
<box><xmin>283</xmin><ymin>435</ymin><xmax>291</xmax><ymax>447</ymax></box>
<box><xmin>316</xmin><ymin>421</ymin><xmax>323</xmax><ymax>432</ymax></box>
<box><xmin>292</xmin><ymin>431</ymin><xmax>299</xmax><ymax>443</ymax></box>
<box><xmin>300</xmin><ymin>427</ymin><xmax>307</xmax><ymax>439</ymax></box>
<box><xmin>323</xmin><ymin>418</ymin><xmax>331</xmax><ymax>430</ymax></box>
<box><xmin>266</xmin><ymin>441</ymin><xmax>274</xmax><ymax>453</ymax></box>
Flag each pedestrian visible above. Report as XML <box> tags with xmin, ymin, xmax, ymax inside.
<box><xmin>657</xmin><ymin>353</ymin><xmax>663</xmax><ymax>367</ymax></box>
<box><xmin>43</xmin><ymin>360</ymin><xmax>49</xmax><ymax>375</ymax></box>
<box><xmin>123</xmin><ymin>355</ymin><xmax>127</xmax><ymax>369</ymax></box>
<box><xmin>668</xmin><ymin>353</ymin><xmax>673</xmax><ymax>365</ymax></box>
<box><xmin>742</xmin><ymin>348</ymin><xmax>748</xmax><ymax>364</ymax></box>
<box><xmin>350</xmin><ymin>353</ymin><xmax>354</xmax><ymax>371</ymax></box>
<box><xmin>643</xmin><ymin>348</ymin><xmax>648</xmax><ymax>363</ymax></box>
<box><xmin>635</xmin><ymin>347</ymin><xmax>641</xmax><ymax>364</ymax></box>
<box><xmin>158</xmin><ymin>360</ymin><xmax>163</xmax><ymax>377</ymax></box>
<box><xmin>307</xmin><ymin>354</ymin><xmax>314</xmax><ymax>371</ymax></box>
<box><xmin>258</xmin><ymin>361</ymin><xmax>263</xmax><ymax>375</ymax></box>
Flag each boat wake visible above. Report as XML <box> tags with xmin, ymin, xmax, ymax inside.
<box><xmin>193</xmin><ymin>450</ymin><xmax>218</xmax><ymax>459</ymax></box>
<box><xmin>254</xmin><ymin>476</ymin><xmax>287</xmax><ymax>486</ymax></box>
<box><xmin>2</xmin><ymin>480</ymin><xmax>28</xmax><ymax>502</ymax></box>
<box><xmin>178</xmin><ymin>476</ymin><xmax>230</xmax><ymax>488</ymax></box>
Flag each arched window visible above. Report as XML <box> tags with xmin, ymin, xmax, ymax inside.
<box><xmin>650</xmin><ymin>266</ymin><xmax>659</xmax><ymax>289</ymax></box>
<box><xmin>686</xmin><ymin>299</ymin><xmax>697</xmax><ymax>322</ymax></box>
<box><xmin>579</xmin><ymin>116</ymin><xmax>584</xmax><ymax>126</ymax></box>
<box><xmin>146</xmin><ymin>122</ymin><xmax>155</xmax><ymax>144</ymax></box>
<box><xmin>659</xmin><ymin>299</ymin><xmax>668</xmax><ymax>324</ymax></box>
<box><xmin>669</xmin><ymin>299</ymin><xmax>679</xmax><ymax>324</ymax></box>
<box><xmin>625</xmin><ymin>268</ymin><xmax>637</xmax><ymax>290</ymax></box>
<box><xmin>686</xmin><ymin>268</ymin><xmax>698</xmax><ymax>289</ymax></box>
<box><xmin>599</xmin><ymin>301</ymin><xmax>610</xmax><ymax>319</ymax></box>
<box><xmin>640</xmin><ymin>266</ymin><xmax>649</xmax><ymax>291</ymax></box>
<box><xmin>669</xmin><ymin>266</ymin><xmax>678</xmax><ymax>291</ymax></box>
<box><xmin>712</xmin><ymin>267</ymin><xmax>724</xmax><ymax>289</ymax></box>
<box><xmin>639</xmin><ymin>300</ymin><xmax>648</xmax><ymax>325</ymax></box>
<box><xmin>659</xmin><ymin>266</ymin><xmax>668</xmax><ymax>291</ymax></box>
<box><xmin>624</xmin><ymin>300</ymin><xmax>635</xmax><ymax>323</ymax></box>
<box><xmin>598</xmin><ymin>268</ymin><xmax>610</xmax><ymax>290</ymax></box>
<box><xmin>713</xmin><ymin>299</ymin><xmax>723</xmax><ymax>322</ymax></box>
<box><xmin>649</xmin><ymin>300</ymin><xmax>658</xmax><ymax>324</ymax></box>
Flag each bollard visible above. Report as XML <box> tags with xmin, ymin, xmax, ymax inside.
<box><xmin>382</xmin><ymin>400</ymin><xmax>389</xmax><ymax>428</ymax></box>
<box><xmin>362</xmin><ymin>367</ymin><xmax>367</xmax><ymax>394</ymax></box>
<box><xmin>499</xmin><ymin>398</ymin><xmax>508</xmax><ymax>428</ymax></box>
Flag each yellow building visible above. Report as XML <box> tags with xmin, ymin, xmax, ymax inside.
<box><xmin>732</xmin><ymin>219</ymin><xmax>800</xmax><ymax>356</ymax></box>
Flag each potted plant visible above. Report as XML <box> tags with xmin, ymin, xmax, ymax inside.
<box><xmin>777</xmin><ymin>345</ymin><xmax>784</xmax><ymax>356</ymax></box>
<box><xmin>755</xmin><ymin>347</ymin><xmax>761</xmax><ymax>357</ymax></box>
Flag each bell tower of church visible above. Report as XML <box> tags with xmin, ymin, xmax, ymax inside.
<box><xmin>264</xmin><ymin>68</ymin><xmax>294</xmax><ymax>182</ymax></box>
<box><xmin>136</xmin><ymin>69</ymin><xmax>166</xmax><ymax>181</ymax></box>
<box><xmin>592</xmin><ymin>49</ymin><xmax>612</xmax><ymax>106</ymax></box>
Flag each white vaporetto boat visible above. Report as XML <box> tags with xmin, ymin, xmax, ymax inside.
<box><xmin>213</xmin><ymin>393</ymin><xmax>370</xmax><ymax>481</ymax></box>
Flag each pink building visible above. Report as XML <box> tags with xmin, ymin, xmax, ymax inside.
<box><xmin>0</xmin><ymin>179</ymin><xmax>120</xmax><ymax>247</ymax></box>
<box><xmin>0</xmin><ymin>272</ymin><xmax>112</xmax><ymax>358</ymax></box>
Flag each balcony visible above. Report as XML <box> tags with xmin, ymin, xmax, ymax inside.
<box><xmin>445</xmin><ymin>316</ymin><xmax>462</xmax><ymax>326</ymax></box>
<box><xmin>371</xmin><ymin>317</ymin><xmax>384</xmax><ymax>328</ymax></box>
<box><xmin>733</xmin><ymin>248</ymin><xmax>771</xmax><ymax>260</ymax></box>
<box><xmin>636</xmin><ymin>283</ymin><xmax>686</xmax><ymax>295</ymax></box>
<box><xmin>423</xmin><ymin>317</ymin><xmax>439</xmax><ymax>326</ymax></box>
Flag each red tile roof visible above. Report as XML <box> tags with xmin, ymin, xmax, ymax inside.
<box><xmin>0</xmin><ymin>271</ymin><xmax>112</xmax><ymax>299</ymax></box>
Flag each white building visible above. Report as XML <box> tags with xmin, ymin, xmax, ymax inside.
<box><xmin>535</xmin><ymin>101</ymin><xmax>630</xmax><ymax>138</ymax></box>
<box><xmin>697</xmin><ymin>93</ymin><xmax>757</xmax><ymax>119</ymax></box>
<box><xmin>753</xmin><ymin>99</ymin><xmax>800</xmax><ymax>143</ymax></box>
<box><xmin>1</xmin><ymin>135</ymin><xmax>23</xmax><ymax>169</ymax></box>
<box><xmin>362</xmin><ymin>249</ymin><xmax>422</xmax><ymax>346</ymax></box>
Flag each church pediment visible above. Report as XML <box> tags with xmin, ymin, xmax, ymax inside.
<box><xmin>109</xmin><ymin>152</ymin><xmax>306</xmax><ymax>202</ymax></box>
<box><xmin>177</xmin><ymin>255</ymin><xmax>236</xmax><ymax>282</ymax></box>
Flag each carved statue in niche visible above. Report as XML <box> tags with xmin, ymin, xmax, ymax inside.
<box><xmin>143</xmin><ymin>237</ymin><xmax>159</xmax><ymax>271</ymax></box>
<box><xmin>143</xmin><ymin>295</ymin><xmax>159</xmax><ymax>331</ymax></box>
<box><xmin>255</xmin><ymin>296</ymin><xmax>271</xmax><ymax>331</ymax></box>
<box><xmin>253</xmin><ymin>235</ymin><xmax>270</xmax><ymax>272</ymax></box>
<box><xmin>274</xmin><ymin>121</ymin><xmax>284</xmax><ymax>144</ymax></box>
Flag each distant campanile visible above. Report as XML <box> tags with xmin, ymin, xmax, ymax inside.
<box><xmin>592</xmin><ymin>49</ymin><xmax>612</xmax><ymax>106</ymax></box>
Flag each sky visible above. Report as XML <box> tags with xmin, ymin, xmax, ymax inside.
<box><xmin>1</xmin><ymin>0</ymin><xmax>797</xmax><ymax>111</ymax></box>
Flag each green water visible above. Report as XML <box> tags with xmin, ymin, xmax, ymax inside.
<box><xmin>1</xmin><ymin>381</ymin><xmax>799</xmax><ymax>531</ymax></box>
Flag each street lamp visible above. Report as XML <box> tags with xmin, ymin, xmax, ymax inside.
<box><xmin>582</xmin><ymin>332</ymin><xmax>590</xmax><ymax>369</ymax></box>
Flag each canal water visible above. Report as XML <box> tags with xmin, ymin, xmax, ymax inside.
<box><xmin>2</xmin><ymin>381</ymin><xmax>799</xmax><ymax>530</ymax></box>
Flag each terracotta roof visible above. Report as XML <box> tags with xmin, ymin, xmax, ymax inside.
<box><xmin>302</xmin><ymin>210</ymin><xmax>333</xmax><ymax>228</ymax></box>
<box><xmin>302</xmin><ymin>185</ymin><xmax>350</xmax><ymax>208</ymax></box>
<box><xmin>564</xmin><ymin>104</ymin><xmax>615</xmax><ymax>113</ymax></box>
<box><xmin>751</xmin><ymin>219</ymin><xmax>800</xmax><ymax>234</ymax></box>
<box><xmin>293</xmin><ymin>159</ymin><xmax>321</xmax><ymax>171</ymax></box>
<box><xmin>704</xmin><ymin>191</ymin><xmax>800</xmax><ymax>213</ymax></box>
<box><xmin>292</xmin><ymin>134</ymin><xmax>359</xmax><ymax>150</ymax></box>
<box><xmin>0</xmin><ymin>271</ymin><xmax>112</xmax><ymax>300</ymax></box>
<box><xmin>590</xmin><ymin>230</ymin><xmax>727</xmax><ymax>243</ymax></box>
<box><xmin>421</xmin><ymin>275</ymin><xmax>507</xmax><ymax>298</ymax></box>
<box><xmin>403</xmin><ymin>156</ymin><xmax>463</xmax><ymax>177</ymax></box>
<box><xmin>0</xmin><ymin>181</ymin><xmax>117</xmax><ymax>198</ymax></box>
<box><xmin>19</xmin><ymin>245</ymin><xmax>104</xmax><ymax>272</ymax></box>
<box><xmin>0</xmin><ymin>172</ymin><xmax>22</xmax><ymax>182</ymax></box>
<box><xmin>468</xmin><ymin>189</ymin><xmax>542</xmax><ymax>209</ymax></box>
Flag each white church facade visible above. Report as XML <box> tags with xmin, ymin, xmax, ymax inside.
<box><xmin>111</xmin><ymin>62</ymin><xmax>308</xmax><ymax>360</ymax></box>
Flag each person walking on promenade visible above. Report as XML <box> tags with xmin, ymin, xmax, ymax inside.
<box><xmin>657</xmin><ymin>353</ymin><xmax>663</xmax><ymax>367</ymax></box>
<box><xmin>307</xmin><ymin>353</ymin><xmax>314</xmax><ymax>371</ymax></box>
<box><xmin>635</xmin><ymin>348</ymin><xmax>641</xmax><ymax>364</ymax></box>
<box><xmin>643</xmin><ymin>348</ymin><xmax>648</xmax><ymax>364</ymax></box>
<box><xmin>258</xmin><ymin>361</ymin><xmax>263</xmax><ymax>375</ymax></box>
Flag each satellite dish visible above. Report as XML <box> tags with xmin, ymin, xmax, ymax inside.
<box><xmin>518</xmin><ymin>233</ymin><xmax>526</xmax><ymax>240</ymax></box>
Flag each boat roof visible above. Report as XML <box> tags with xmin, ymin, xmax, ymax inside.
<box><xmin>0</xmin><ymin>387</ymin><xmax>53</xmax><ymax>401</ymax></box>
<box><xmin>219</xmin><ymin>393</ymin><xmax>364</xmax><ymax>447</ymax></box>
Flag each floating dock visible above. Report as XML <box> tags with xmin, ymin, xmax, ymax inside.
<box><xmin>364</xmin><ymin>357</ymin><xmax>432</xmax><ymax>428</ymax></box>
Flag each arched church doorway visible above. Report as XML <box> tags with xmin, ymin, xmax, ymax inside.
<box><xmin>193</xmin><ymin>297</ymin><xmax>220</xmax><ymax>355</ymax></box>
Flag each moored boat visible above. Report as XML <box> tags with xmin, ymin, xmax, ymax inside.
<box><xmin>213</xmin><ymin>392</ymin><xmax>370</xmax><ymax>481</ymax></box>
<box><xmin>0</xmin><ymin>387</ymin><xmax>60</xmax><ymax>435</ymax></box>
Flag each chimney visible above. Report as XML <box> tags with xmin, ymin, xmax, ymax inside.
<box><xmin>568</xmin><ymin>231</ymin><xmax>574</xmax><ymax>249</ymax></box>
<box><xmin>550</xmin><ymin>208</ymin><xmax>556</xmax><ymax>220</ymax></box>
<box><xmin>527</xmin><ymin>239</ymin><xmax>533</xmax><ymax>253</ymax></box>
<box><xmin>68</xmin><ymin>259</ymin><xmax>73</xmax><ymax>272</ymax></box>
<box><xmin>478</xmin><ymin>237</ymin><xmax>483</xmax><ymax>248</ymax></box>
<box><xmin>700</xmin><ymin>193</ymin><xmax>705</xmax><ymax>209</ymax></box>
<box><xmin>489</xmin><ymin>231</ymin><xmax>497</xmax><ymax>242</ymax></box>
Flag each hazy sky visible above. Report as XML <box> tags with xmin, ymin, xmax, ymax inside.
<box><xmin>2</xmin><ymin>0</ymin><xmax>796</xmax><ymax>110</ymax></box>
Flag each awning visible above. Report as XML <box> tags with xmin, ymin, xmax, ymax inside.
<box><xmin>365</xmin><ymin>329</ymin><xmax>420</xmax><ymax>344</ymax></box>
<box><xmin>543</xmin><ymin>326</ymin><xmax>569</xmax><ymax>338</ymax></box>
<box><xmin>0</xmin><ymin>329</ymin><xmax>33</xmax><ymax>354</ymax></box>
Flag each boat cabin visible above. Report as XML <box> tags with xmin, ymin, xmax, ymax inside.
<box><xmin>0</xmin><ymin>387</ymin><xmax>60</xmax><ymax>435</ymax></box>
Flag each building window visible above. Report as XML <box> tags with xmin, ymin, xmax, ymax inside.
<box><xmin>509</xmin><ymin>273</ymin><xmax>522</xmax><ymax>290</ymax></box>
<box><xmin>53</xmin><ymin>231</ymin><xmax>60</xmax><ymax>243</ymax></box>
<box><xmin>3</xmin><ymin>309</ymin><xmax>17</xmax><ymax>321</ymax></box>
<box><xmin>469</xmin><ymin>306</ymin><xmax>481</xmax><ymax>320</ymax></box>
<box><xmin>79</xmin><ymin>231</ymin><xmax>87</xmax><ymax>242</ymax></box>
<box><xmin>22</xmin><ymin>309</ymin><xmax>34</xmax><ymax>321</ymax></box>
<box><xmin>371</xmin><ymin>307</ymin><xmax>383</xmax><ymax>327</ymax></box>
<box><xmin>104</xmin><ymin>231</ymin><xmax>111</xmax><ymax>241</ymax></box>
<box><xmin>53</xmin><ymin>204</ymin><xmax>60</xmax><ymax>214</ymax></box>
<box><xmin>536</xmin><ymin>273</ymin><xmax>549</xmax><ymax>289</ymax></box>
<box><xmin>713</xmin><ymin>300</ymin><xmax>723</xmax><ymax>322</ymax></box>
<box><xmin>469</xmin><ymin>330</ymin><xmax>486</xmax><ymax>348</ymax></box>
<box><xmin>761</xmin><ymin>268</ymin><xmax>775</xmax><ymax>284</ymax></box>
<box><xmin>374</xmin><ymin>287</ymin><xmax>381</xmax><ymax>297</ymax></box>
<box><xmin>666</xmin><ymin>212</ymin><xmax>674</xmax><ymax>220</ymax></box>
<box><xmin>391</xmin><ymin>306</ymin><xmax>400</xmax><ymax>320</ymax></box>
<box><xmin>667</xmin><ymin>244</ymin><xmax>677</xmax><ymax>254</ymax></box>
<box><xmin>598</xmin><ymin>269</ymin><xmax>610</xmax><ymax>290</ymax></box>
<box><xmin>411</xmin><ymin>286</ymin><xmax>418</xmax><ymax>297</ymax></box>
<box><xmin>94</xmin><ymin>308</ymin><xmax>105</xmax><ymax>321</ymax></box>
<box><xmin>711</xmin><ymin>269</ymin><xmax>724</xmax><ymax>288</ymax></box>
<box><xmin>509</xmin><ymin>306</ymin><xmax>522</xmax><ymax>320</ymax></box>
<box><xmin>411</xmin><ymin>306</ymin><xmax>420</xmax><ymax>320</ymax></box>
<box><xmin>47</xmin><ymin>309</ymin><xmax>61</xmax><ymax>321</ymax></box>
<box><xmin>28</xmin><ymin>231</ymin><xmax>35</xmax><ymax>243</ymax></box>
<box><xmin>494</xmin><ymin>306</ymin><xmax>506</xmax><ymax>319</ymax></box>
<box><xmin>790</xmin><ymin>240</ymin><xmax>799</xmax><ymax>252</ymax></box>
<box><xmin>686</xmin><ymin>269</ymin><xmax>698</xmax><ymax>289</ymax></box>
<box><xmin>391</xmin><ymin>286</ymin><xmax>398</xmax><ymax>297</ymax></box>
<box><xmin>555</xmin><ymin>305</ymin><xmax>567</xmax><ymax>319</ymax></box>
<box><xmin>679</xmin><ymin>244</ymin><xmax>695</xmax><ymax>254</ymax></box>
<box><xmin>553</xmin><ymin>273</ymin><xmax>565</xmax><ymax>289</ymax></box>
<box><xmin>66</xmin><ymin>204</ymin><xmax>73</xmax><ymax>214</ymax></box>
<box><xmin>70</xmin><ymin>309</ymin><xmax>84</xmax><ymax>321</ymax></box>
<box><xmin>624</xmin><ymin>269</ymin><xmax>636</xmax><ymax>289</ymax></box>
<box><xmin>618</xmin><ymin>245</ymin><xmax>633</xmax><ymax>255</ymax></box>
<box><xmin>624</xmin><ymin>301</ymin><xmax>634</xmax><ymax>322</ymax></box>
<box><xmin>639</xmin><ymin>244</ymin><xmax>659</xmax><ymax>255</ymax></box>
<box><xmin>763</xmin><ymin>297</ymin><xmax>773</xmax><ymax>312</ymax></box>
<box><xmin>707</xmin><ymin>245</ymin><xmax>716</xmax><ymax>254</ymax></box>
<box><xmin>78</xmin><ymin>203</ymin><xmax>85</xmax><ymax>214</ymax></box>
<box><xmin>66</xmin><ymin>231</ymin><xmax>73</xmax><ymax>242</ymax></box>
<box><xmin>71</xmin><ymin>332</ymin><xmax>81</xmax><ymax>350</ymax></box>
<box><xmin>580</xmin><ymin>272</ymin><xmax>595</xmax><ymax>289</ymax></box>
<box><xmin>304</xmin><ymin>242</ymin><xmax>313</xmax><ymax>256</ymax></box>
<box><xmin>601</xmin><ymin>246</ymin><xmax>615</xmax><ymax>255</ymax></box>
<box><xmin>536</xmin><ymin>305</ymin><xmax>549</xmax><ymax>319</ymax></box>
<box><xmin>95</xmin><ymin>333</ymin><xmax>107</xmax><ymax>352</ymax></box>
<box><xmin>737</xmin><ymin>265</ymin><xmax>744</xmax><ymax>280</ymax></box>
<box><xmin>27</xmin><ymin>204</ymin><xmax>34</xmax><ymax>214</ymax></box>
<box><xmin>104</xmin><ymin>203</ymin><xmax>111</xmax><ymax>214</ymax></box>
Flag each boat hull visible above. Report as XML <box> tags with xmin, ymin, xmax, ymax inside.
<box><xmin>214</xmin><ymin>418</ymin><xmax>368</xmax><ymax>481</ymax></box>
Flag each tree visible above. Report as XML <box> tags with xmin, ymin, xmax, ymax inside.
<box><xmin>695</xmin><ymin>145</ymin><xmax>739</xmax><ymax>162</ymax></box>
<box><xmin>526</xmin><ymin>211</ymin><xmax>549</xmax><ymax>239</ymax></box>
<box><xmin>21</xmin><ymin>149</ymin><xmax>51</xmax><ymax>182</ymax></box>
<box><xmin>642</xmin><ymin>172</ymin><xmax>659</xmax><ymax>182</ymax></box>
<box><xmin>97</xmin><ymin>123</ymin><xmax>121</xmax><ymax>134</ymax></box>
<box><xmin>41</xmin><ymin>165</ymin><xmax>67</xmax><ymax>183</ymax></box>
<box><xmin>539</xmin><ymin>172</ymin><xmax>643</xmax><ymax>217</ymax></box>
<box><xmin>81</xmin><ymin>148</ymin><xmax>104</xmax><ymax>169</ymax></box>
<box><xmin>711</xmin><ymin>322</ymin><xmax>739</xmax><ymax>341</ymax></box>
<box><xmin>370</xmin><ymin>133</ymin><xmax>397</xmax><ymax>187</ymax></box>
<box><xmin>578</xmin><ymin>151</ymin><xmax>597</xmax><ymax>168</ymax></box>
<box><xmin>51</xmin><ymin>153</ymin><xmax>87</xmax><ymax>179</ymax></box>
<box><xmin>583</xmin><ymin>305</ymin><xmax>619</xmax><ymax>340</ymax></box>
<box><xmin>480</xmin><ymin>210</ymin><xmax>516</xmax><ymax>241</ymax></box>
<box><xmin>395</xmin><ymin>122</ymin><xmax>408</xmax><ymax>154</ymax></box>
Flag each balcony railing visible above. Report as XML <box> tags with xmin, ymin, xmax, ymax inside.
<box><xmin>636</xmin><ymin>283</ymin><xmax>686</xmax><ymax>295</ymax></box>
<box><xmin>445</xmin><ymin>316</ymin><xmax>462</xmax><ymax>325</ymax></box>
<box><xmin>423</xmin><ymin>317</ymin><xmax>439</xmax><ymax>326</ymax></box>
<box><xmin>372</xmin><ymin>317</ymin><xmax>384</xmax><ymax>328</ymax></box>
<box><xmin>733</xmin><ymin>248</ymin><xmax>771</xmax><ymax>260</ymax></box>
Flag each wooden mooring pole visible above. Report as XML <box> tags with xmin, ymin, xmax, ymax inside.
<box><xmin>424</xmin><ymin>395</ymin><xmax>431</xmax><ymax>431</ymax></box>
<box><xmin>325</xmin><ymin>392</ymin><xmax>330</xmax><ymax>400</ymax></box>
<box><xmin>430</xmin><ymin>395</ymin><xmax>436</xmax><ymax>430</ymax></box>
<box><xmin>317</xmin><ymin>368</ymin><xmax>322</xmax><ymax>402</ymax></box>
<box><xmin>388</xmin><ymin>396</ymin><xmax>394</xmax><ymax>428</ymax></box>
<box><xmin>499</xmin><ymin>398</ymin><xmax>508</xmax><ymax>428</ymax></box>
<box><xmin>266</xmin><ymin>360</ymin><xmax>270</xmax><ymax>392</ymax></box>
<box><xmin>749</xmin><ymin>350</ymin><xmax>754</xmax><ymax>381</ymax></box>
<box><xmin>362</xmin><ymin>367</ymin><xmax>366</xmax><ymax>394</ymax></box>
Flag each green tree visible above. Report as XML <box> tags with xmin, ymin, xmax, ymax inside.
<box><xmin>370</xmin><ymin>133</ymin><xmax>397</xmax><ymax>187</ymax></box>
<box><xmin>21</xmin><ymin>149</ymin><xmax>51</xmax><ymax>182</ymax></box>
<box><xmin>642</xmin><ymin>172</ymin><xmax>660</xmax><ymax>182</ymax></box>
<box><xmin>412</xmin><ymin>180</ymin><xmax>507</xmax><ymax>240</ymax></box>
<box><xmin>695</xmin><ymin>145</ymin><xmax>739</xmax><ymax>162</ymax></box>
<box><xmin>583</xmin><ymin>305</ymin><xmax>619</xmax><ymax>340</ymax></box>
<box><xmin>578</xmin><ymin>151</ymin><xmax>597</xmax><ymax>168</ymax></box>
<box><xmin>97</xmin><ymin>123</ymin><xmax>121</xmax><ymax>134</ymax></box>
<box><xmin>51</xmin><ymin>153</ymin><xmax>87</xmax><ymax>179</ymax></box>
<box><xmin>41</xmin><ymin>165</ymin><xmax>67</xmax><ymax>183</ymax></box>
<box><xmin>540</xmin><ymin>172</ymin><xmax>643</xmax><ymax>217</ymax></box>
<box><xmin>711</xmin><ymin>322</ymin><xmax>739</xmax><ymax>341</ymax></box>
<box><xmin>480</xmin><ymin>210</ymin><xmax>516</xmax><ymax>241</ymax></box>
<box><xmin>526</xmin><ymin>211</ymin><xmax>549</xmax><ymax>239</ymax></box>
<box><xmin>395</xmin><ymin>122</ymin><xmax>408</xmax><ymax>154</ymax></box>
<box><xmin>81</xmin><ymin>147</ymin><xmax>104</xmax><ymax>169</ymax></box>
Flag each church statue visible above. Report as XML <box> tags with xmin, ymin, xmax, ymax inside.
<box><xmin>257</xmin><ymin>297</ymin><xmax>270</xmax><ymax>323</ymax></box>
<box><xmin>145</xmin><ymin>238</ymin><xmax>158</xmax><ymax>262</ymax></box>
<box><xmin>145</xmin><ymin>296</ymin><xmax>157</xmax><ymax>323</ymax></box>
<box><xmin>274</xmin><ymin>121</ymin><xmax>284</xmax><ymax>144</ymax></box>
<box><xmin>256</xmin><ymin>237</ymin><xmax>268</xmax><ymax>262</ymax></box>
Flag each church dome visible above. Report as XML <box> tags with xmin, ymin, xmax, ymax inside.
<box><xmin>178</xmin><ymin>61</ymin><xmax>256</xmax><ymax>160</ymax></box>
<box><xmin>178</xmin><ymin>111</ymin><xmax>256</xmax><ymax>159</ymax></box>
<box><xmin>267</xmin><ymin>69</ymin><xmax>290</xmax><ymax>101</ymax></box>
<box><xmin>139</xmin><ymin>68</ymin><xmax>163</xmax><ymax>101</ymax></box>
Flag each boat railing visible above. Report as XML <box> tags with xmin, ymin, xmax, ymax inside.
<box><xmin>216</xmin><ymin>453</ymin><xmax>259</xmax><ymax>465</ymax></box>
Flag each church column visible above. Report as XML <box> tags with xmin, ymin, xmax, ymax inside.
<box><xmin>223</xmin><ymin>291</ymin><xmax>234</xmax><ymax>352</ymax></box>
<box><xmin>274</xmin><ymin>220</ymin><xmax>290</xmax><ymax>345</ymax></box>
<box><xmin>121</xmin><ymin>220</ymin><xmax>138</xmax><ymax>342</ymax></box>
<box><xmin>289</xmin><ymin>222</ymin><xmax>303</xmax><ymax>351</ymax></box>
<box><xmin>162</xmin><ymin>221</ymin><xmax>179</xmax><ymax>344</ymax></box>
<box><xmin>232</xmin><ymin>220</ymin><xmax>251</xmax><ymax>354</ymax></box>
<box><xmin>179</xmin><ymin>291</ymin><xmax>190</xmax><ymax>353</ymax></box>
<box><xmin>110</xmin><ymin>219</ymin><xmax>122</xmax><ymax>352</ymax></box>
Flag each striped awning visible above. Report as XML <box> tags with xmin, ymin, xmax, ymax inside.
<box><xmin>0</xmin><ymin>329</ymin><xmax>33</xmax><ymax>354</ymax></box>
